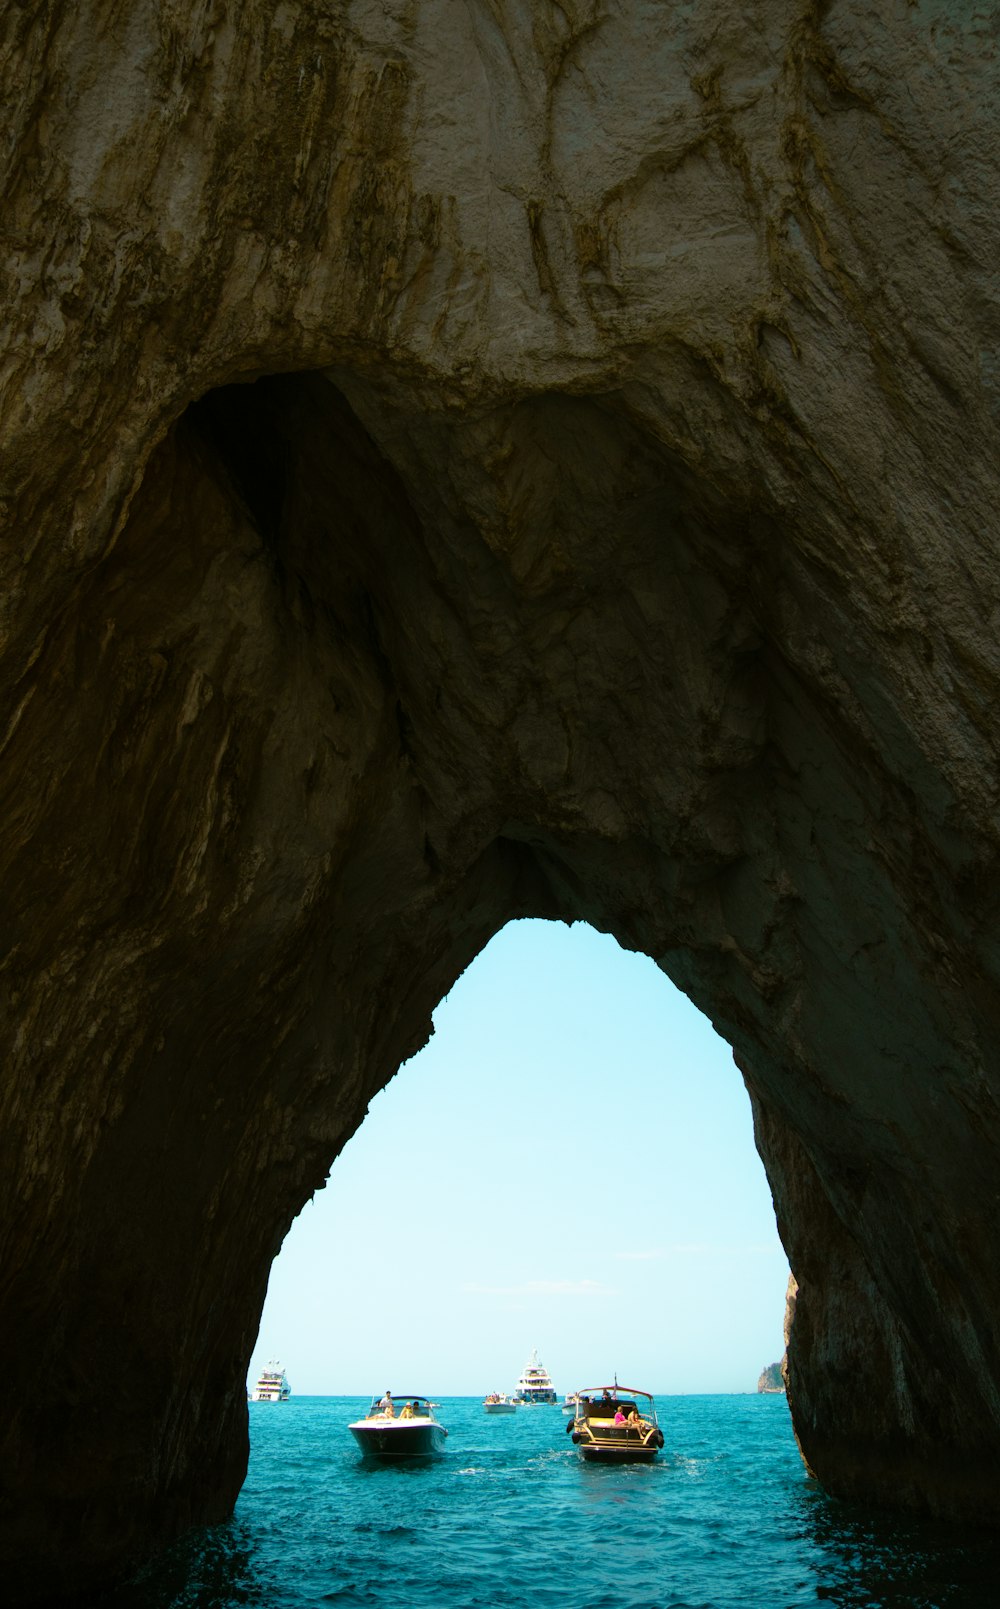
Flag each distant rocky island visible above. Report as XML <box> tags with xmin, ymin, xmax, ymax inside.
<box><xmin>757</xmin><ymin>1361</ymin><xmax>785</xmax><ymax>1394</ymax></box>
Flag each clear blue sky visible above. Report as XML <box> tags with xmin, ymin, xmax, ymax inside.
<box><xmin>248</xmin><ymin>920</ymin><xmax>790</xmax><ymax>1398</ymax></box>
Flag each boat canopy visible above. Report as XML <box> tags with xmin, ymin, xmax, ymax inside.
<box><xmin>575</xmin><ymin>1385</ymin><xmax>654</xmax><ymax>1401</ymax></box>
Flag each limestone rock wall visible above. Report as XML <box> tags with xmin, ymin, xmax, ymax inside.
<box><xmin>3</xmin><ymin>1</ymin><xmax>1000</xmax><ymax>1598</ymax></box>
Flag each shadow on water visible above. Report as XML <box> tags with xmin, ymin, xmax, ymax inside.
<box><xmin>98</xmin><ymin>1522</ymin><xmax>263</xmax><ymax>1609</ymax></box>
<box><xmin>102</xmin><ymin>1485</ymin><xmax>1000</xmax><ymax>1609</ymax></box>
<box><xmin>792</xmin><ymin>1480</ymin><xmax>1000</xmax><ymax>1609</ymax></box>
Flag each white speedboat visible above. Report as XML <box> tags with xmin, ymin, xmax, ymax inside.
<box><xmin>565</xmin><ymin>1385</ymin><xmax>665</xmax><ymax>1462</ymax></box>
<box><xmin>513</xmin><ymin>1348</ymin><xmax>557</xmax><ymax>1404</ymax></box>
<box><xmin>483</xmin><ymin>1392</ymin><xmax>518</xmax><ymax>1414</ymax></box>
<box><xmin>250</xmin><ymin>1361</ymin><xmax>290</xmax><ymax>1401</ymax></box>
<box><xmin>348</xmin><ymin>1395</ymin><xmax>447</xmax><ymax>1458</ymax></box>
<box><xmin>561</xmin><ymin>1392</ymin><xmax>580</xmax><ymax>1415</ymax></box>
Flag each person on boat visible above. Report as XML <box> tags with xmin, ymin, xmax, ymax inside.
<box><xmin>379</xmin><ymin>1390</ymin><xmax>394</xmax><ymax>1417</ymax></box>
<box><xmin>400</xmin><ymin>1400</ymin><xmax>415</xmax><ymax>1419</ymax></box>
<box><xmin>613</xmin><ymin>1406</ymin><xmax>626</xmax><ymax>1425</ymax></box>
<box><xmin>626</xmin><ymin>1407</ymin><xmax>644</xmax><ymax>1433</ymax></box>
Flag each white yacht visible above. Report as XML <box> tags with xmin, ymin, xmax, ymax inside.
<box><xmin>250</xmin><ymin>1361</ymin><xmax>291</xmax><ymax>1402</ymax></box>
<box><xmin>513</xmin><ymin>1348</ymin><xmax>557</xmax><ymax>1404</ymax></box>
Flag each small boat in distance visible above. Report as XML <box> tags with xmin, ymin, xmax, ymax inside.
<box><xmin>513</xmin><ymin>1348</ymin><xmax>557</xmax><ymax>1404</ymax></box>
<box><xmin>566</xmin><ymin>1386</ymin><xmax>664</xmax><ymax>1462</ymax></box>
<box><xmin>561</xmin><ymin>1392</ymin><xmax>580</xmax><ymax>1415</ymax></box>
<box><xmin>250</xmin><ymin>1361</ymin><xmax>291</xmax><ymax>1402</ymax></box>
<box><xmin>483</xmin><ymin>1392</ymin><xmax>518</xmax><ymax>1414</ymax></box>
<box><xmin>348</xmin><ymin>1394</ymin><xmax>447</xmax><ymax>1459</ymax></box>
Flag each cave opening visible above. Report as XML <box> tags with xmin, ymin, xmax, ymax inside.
<box><xmin>248</xmin><ymin>918</ymin><xmax>791</xmax><ymax>1398</ymax></box>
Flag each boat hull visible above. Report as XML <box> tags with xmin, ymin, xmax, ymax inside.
<box><xmin>483</xmin><ymin>1402</ymin><xmax>517</xmax><ymax>1414</ymax></box>
<box><xmin>571</xmin><ymin>1422</ymin><xmax>663</xmax><ymax>1462</ymax></box>
<box><xmin>577</xmin><ymin>1436</ymin><xmax>660</xmax><ymax>1463</ymax></box>
<box><xmin>348</xmin><ymin>1419</ymin><xmax>447</xmax><ymax>1458</ymax></box>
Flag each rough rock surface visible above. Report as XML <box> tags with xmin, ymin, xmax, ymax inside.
<box><xmin>3</xmin><ymin>0</ymin><xmax>1000</xmax><ymax>1598</ymax></box>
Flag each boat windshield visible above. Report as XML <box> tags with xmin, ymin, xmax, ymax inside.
<box><xmin>367</xmin><ymin>1395</ymin><xmax>432</xmax><ymax>1414</ymax></box>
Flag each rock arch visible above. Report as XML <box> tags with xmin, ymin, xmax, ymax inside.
<box><xmin>3</xmin><ymin>1</ymin><xmax>1000</xmax><ymax>1599</ymax></box>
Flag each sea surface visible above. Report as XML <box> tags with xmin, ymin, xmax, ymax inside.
<box><xmin>108</xmin><ymin>1395</ymin><xmax>1000</xmax><ymax>1609</ymax></box>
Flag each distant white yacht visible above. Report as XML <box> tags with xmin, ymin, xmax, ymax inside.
<box><xmin>250</xmin><ymin>1361</ymin><xmax>291</xmax><ymax>1402</ymax></box>
<box><xmin>513</xmin><ymin>1348</ymin><xmax>557</xmax><ymax>1404</ymax></box>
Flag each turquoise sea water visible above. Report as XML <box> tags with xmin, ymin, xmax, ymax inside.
<box><xmin>110</xmin><ymin>1395</ymin><xmax>1000</xmax><ymax>1609</ymax></box>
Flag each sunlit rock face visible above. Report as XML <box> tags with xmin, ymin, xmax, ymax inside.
<box><xmin>3</xmin><ymin>0</ymin><xmax>1000</xmax><ymax>1597</ymax></box>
